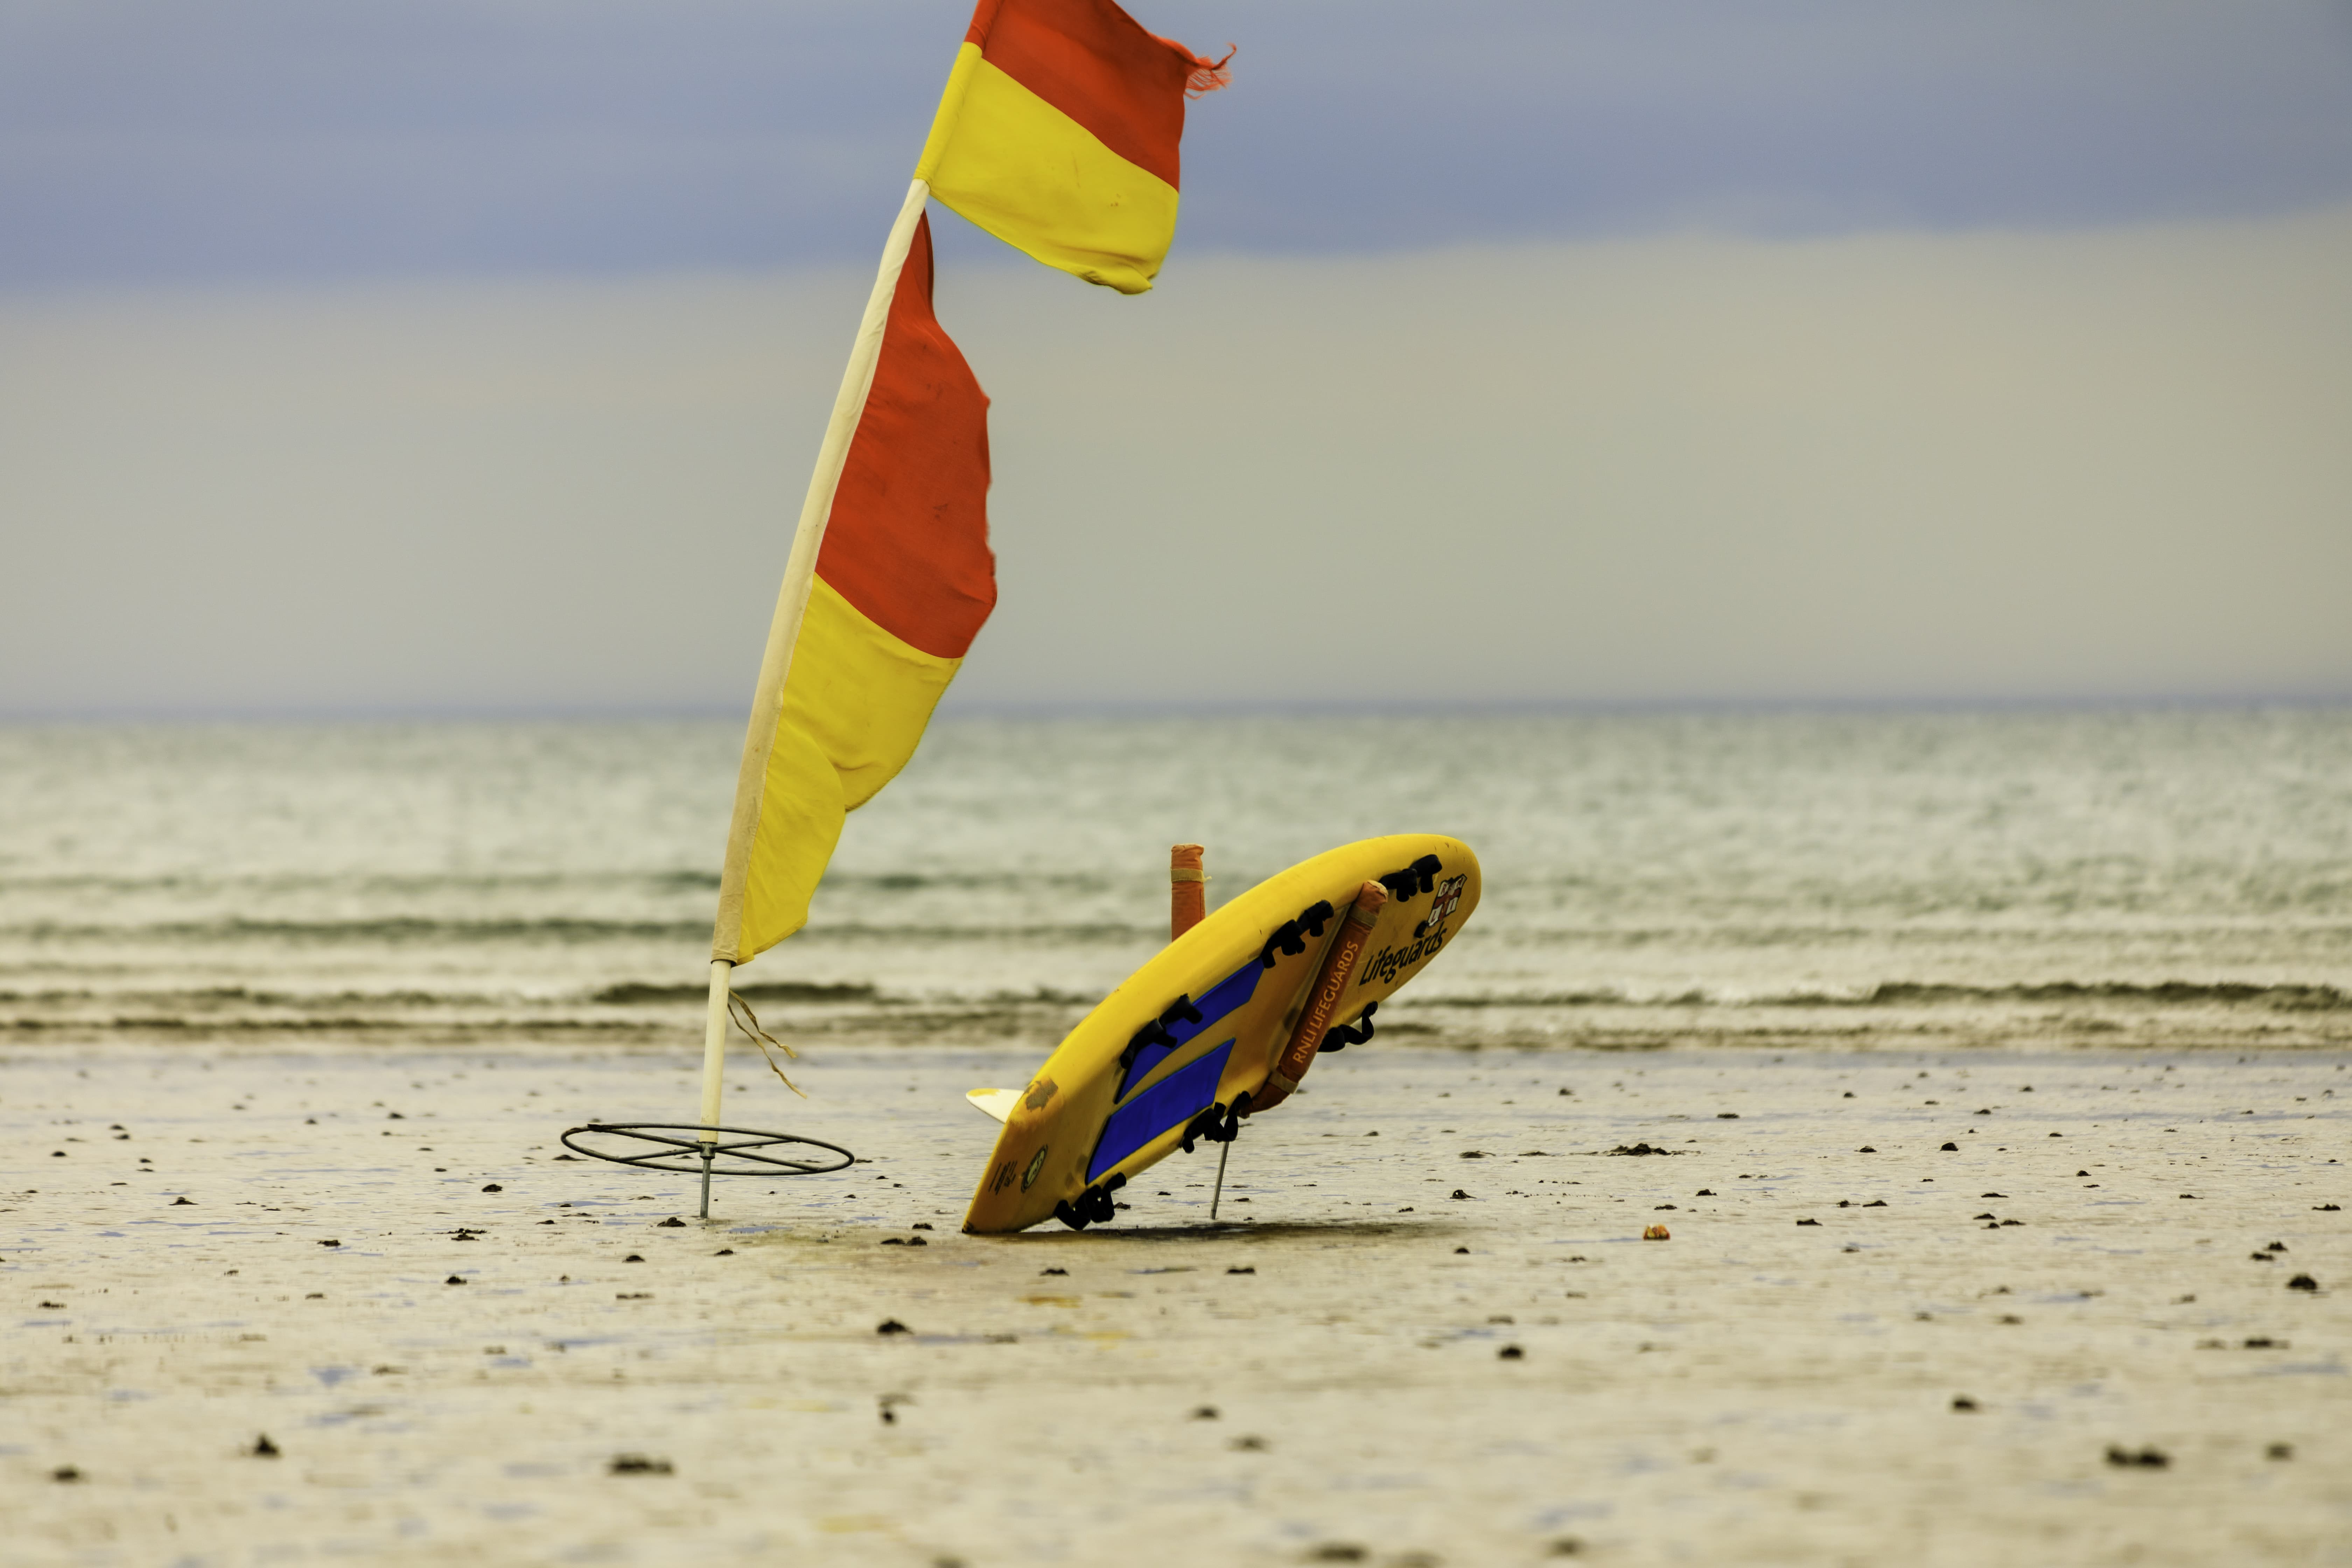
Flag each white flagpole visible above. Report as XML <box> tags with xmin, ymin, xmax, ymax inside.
<box><xmin>696</xmin><ymin>177</ymin><xmax>933</xmax><ymax>1211</ymax></box>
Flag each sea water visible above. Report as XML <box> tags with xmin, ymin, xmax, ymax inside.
<box><xmin>2</xmin><ymin>709</ymin><xmax>2347</xmax><ymax>1055</ymax></box>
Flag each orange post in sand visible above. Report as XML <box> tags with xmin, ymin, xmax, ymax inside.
<box><xmin>1251</xmin><ymin>880</ymin><xmax>1388</xmax><ymax>1113</ymax></box>
<box><xmin>1170</xmin><ymin>844</ymin><xmax>1207</xmax><ymax>941</ymax></box>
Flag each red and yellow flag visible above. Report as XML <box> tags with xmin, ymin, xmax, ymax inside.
<box><xmin>917</xmin><ymin>0</ymin><xmax>1230</xmax><ymax>294</ymax></box>
<box><xmin>714</xmin><ymin>211</ymin><xmax>994</xmax><ymax>961</ymax></box>
<box><xmin>713</xmin><ymin>0</ymin><xmax>1225</xmax><ymax>968</ymax></box>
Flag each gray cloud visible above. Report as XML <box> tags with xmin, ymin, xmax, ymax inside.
<box><xmin>4</xmin><ymin>0</ymin><xmax>2350</xmax><ymax>287</ymax></box>
<box><xmin>5</xmin><ymin>210</ymin><xmax>2347</xmax><ymax>715</ymax></box>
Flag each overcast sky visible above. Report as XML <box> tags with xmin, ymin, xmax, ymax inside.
<box><xmin>9</xmin><ymin>0</ymin><xmax>2352</xmax><ymax>282</ymax></box>
<box><xmin>4</xmin><ymin>1</ymin><xmax>2350</xmax><ymax>715</ymax></box>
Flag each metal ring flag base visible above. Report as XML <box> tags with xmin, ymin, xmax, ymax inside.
<box><xmin>561</xmin><ymin>1124</ymin><xmax>855</xmax><ymax>1219</ymax></box>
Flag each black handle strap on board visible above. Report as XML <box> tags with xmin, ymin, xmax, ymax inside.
<box><xmin>1320</xmin><ymin>999</ymin><xmax>1378</xmax><ymax>1052</ymax></box>
<box><xmin>1119</xmin><ymin>1018</ymin><xmax>1177</xmax><ymax>1073</ymax></box>
<box><xmin>1179</xmin><ymin>1099</ymin><xmax>1240</xmax><ymax>1153</ymax></box>
<box><xmin>1258</xmin><ymin>899</ymin><xmax>1337</xmax><ymax>968</ymax></box>
<box><xmin>1115</xmin><ymin>994</ymin><xmax>1206</xmax><ymax>1082</ymax></box>
<box><xmin>1053</xmin><ymin>1171</ymin><xmax>1127</xmax><ymax>1230</ymax></box>
<box><xmin>1377</xmin><ymin>855</ymin><xmax>1443</xmax><ymax>903</ymax></box>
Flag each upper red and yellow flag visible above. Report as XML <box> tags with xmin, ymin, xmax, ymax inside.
<box><xmin>714</xmin><ymin>212</ymin><xmax>995</xmax><ymax>962</ymax></box>
<box><xmin>917</xmin><ymin>0</ymin><xmax>1230</xmax><ymax>294</ymax></box>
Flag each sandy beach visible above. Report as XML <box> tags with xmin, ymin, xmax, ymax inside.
<box><xmin>5</xmin><ymin>1040</ymin><xmax>2345</xmax><ymax>1566</ymax></box>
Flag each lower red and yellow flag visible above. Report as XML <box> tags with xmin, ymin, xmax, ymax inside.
<box><xmin>713</xmin><ymin>212</ymin><xmax>993</xmax><ymax>962</ymax></box>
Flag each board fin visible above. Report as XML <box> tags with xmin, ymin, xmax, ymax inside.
<box><xmin>965</xmin><ymin>1087</ymin><xmax>1021</xmax><ymax>1123</ymax></box>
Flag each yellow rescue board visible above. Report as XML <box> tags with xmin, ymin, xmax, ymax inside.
<box><xmin>962</xmin><ymin>834</ymin><xmax>1480</xmax><ymax>1234</ymax></box>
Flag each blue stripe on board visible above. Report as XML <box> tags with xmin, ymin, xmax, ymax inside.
<box><xmin>1117</xmin><ymin>1040</ymin><xmax>1178</xmax><ymax>1101</ymax></box>
<box><xmin>1089</xmin><ymin>1039</ymin><xmax>1234</xmax><ymax>1183</ymax></box>
<box><xmin>1181</xmin><ymin>961</ymin><xmax>1263</xmax><ymax>1043</ymax></box>
<box><xmin>1115</xmin><ymin>958</ymin><xmax>1264</xmax><ymax>1100</ymax></box>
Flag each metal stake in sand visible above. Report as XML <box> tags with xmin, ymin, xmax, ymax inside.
<box><xmin>1209</xmin><ymin>1092</ymin><xmax>1250</xmax><ymax>1220</ymax></box>
<box><xmin>698</xmin><ymin>959</ymin><xmax>729</xmax><ymax>1217</ymax></box>
<box><xmin>561</xmin><ymin>960</ymin><xmax>854</xmax><ymax>1209</ymax></box>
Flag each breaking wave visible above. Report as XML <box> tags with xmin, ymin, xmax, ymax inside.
<box><xmin>1417</xmin><ymin>980</ymin><xmax>2352</xmax><ymax>1011</ymax></box>
<box><xmin>0</xmin><ymin>917</ymin><xmax>1161</xmax><ymax>946</ymax></box>
<box><xmin>590</xmin><ymin>980</ymin><xmax>877</xmax><ymax>1005</ymax></box>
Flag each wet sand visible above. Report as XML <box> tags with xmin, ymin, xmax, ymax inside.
<box><xmin>5</xmin><ymin>1042</ymin><xmax>2347</xmax><ymax>1565</ymax></box>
